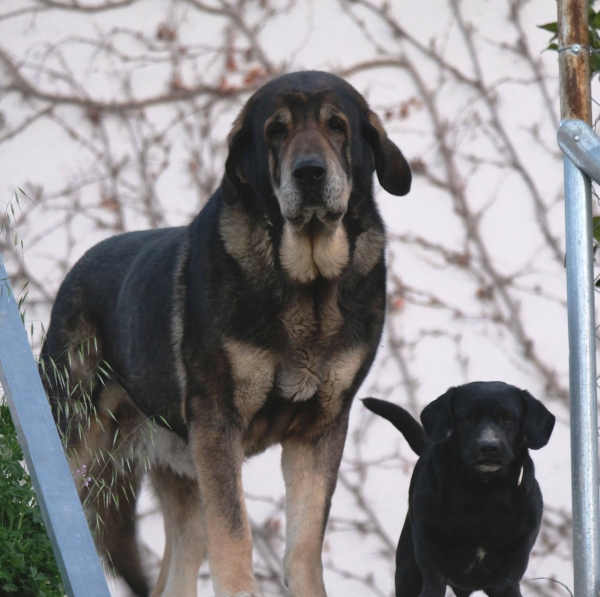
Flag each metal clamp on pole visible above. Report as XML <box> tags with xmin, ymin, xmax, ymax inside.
<box><xmin>0</xmin><ymin>256</ymin><xmax>110</xmax><ymax>597</ymax></box>
<box><xmin>558</xmin><ymin>119</ymin><xmax>600</xmax><ymax>184</ymax></box>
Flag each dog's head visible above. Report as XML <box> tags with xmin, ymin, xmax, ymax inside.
<box><xmin>420</xmin><ymin>381</ymin><xmax>555</xmax><ymax>478</ymax></box>
<box><xmin>221</xmin><ymin>71</ymin><xmax>411</xmax><ymax>282</ymax></box>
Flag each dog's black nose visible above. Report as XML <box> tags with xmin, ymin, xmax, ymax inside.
<box><xmin>293</xmin><ymin>157</ymin><xmax>326</xmax><ymax>185</ymax></box>
<box><xmin>478</xmin><ymin>441</ymin><xmax>501</xmax><ymax>458</ymax></box>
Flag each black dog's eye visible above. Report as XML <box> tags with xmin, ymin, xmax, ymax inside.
<box><xmin>502</xmin><ymin>414</ymin><xmax>514</xmax><ymax>424</ymax></box>
<box><xmin>328</xmin><ymin>117</ymin><xmax>345</xmax><ymax>134</ymax></box>
<box><xmin>268</xmin><ymin>122</ymin><xmax>287</xmax><ymax>139</ymax></box>
<box><xmin>458</xmin><ymin>415</ymin><xmax>473</xmax><ymax>425</ymax></box>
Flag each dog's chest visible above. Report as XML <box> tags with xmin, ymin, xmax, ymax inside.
<box><xmin>226</xmin><ymin>291</ymin><xmax>365</xmax><ymax>431</ymax></box>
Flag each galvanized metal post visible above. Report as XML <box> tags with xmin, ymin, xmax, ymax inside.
<box><xmin>557</xmin><ymin>1</ymin><xmax>600</xmax><ymax>597</ymax></box>
<box><xmin>0</xmin><ymin>256</ymin><xmax>111</xmax><ymax>597</ymax></box>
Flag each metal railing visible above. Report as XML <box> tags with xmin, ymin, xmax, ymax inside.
<box><xmin>558</xmin><ymin>119</ymin><xmax>600</xmax><ymax>597</ymax></box>
<box><xmin>0</xmin><ymin>255</ymin><xmax>110</xmax><ymax>597</ymax></box>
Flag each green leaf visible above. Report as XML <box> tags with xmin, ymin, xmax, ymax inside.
<box><xmin>594</xmin><ymin>217</ymin><xmax>600</xmax><ymax>244</ymax></box>
<box><xmin>538</xmin><ymin>22</ymin><xmax>558</xmax><ymax>33</ymax></box>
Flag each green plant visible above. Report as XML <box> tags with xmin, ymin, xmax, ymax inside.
<box><xmin>0</xmin><ymin>401</ymin><xmax>64</xmax><ymax>597</ymax></box>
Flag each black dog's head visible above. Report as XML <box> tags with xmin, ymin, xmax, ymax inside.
<box><xmin>225</xmin><ymin>71</ymin><xmax>411</xmax><ymax>219</ymax></box>
<box><xmin>421</xmin><ymin>381</ymin><xmax>555</xmax><ymax>478</ymax></box>
<box><xmin>221</xmin><ymin>71</ymin><xmax>411</xmax><ymax>283</ymax></box>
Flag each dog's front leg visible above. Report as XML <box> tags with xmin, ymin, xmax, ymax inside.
<box><xmin>189</xmin><ymin>420</ymin><xmax>260</xmax><ymax>597</ymax></box>
<box><xmin>485</xmin><ymin>543</ymin><xmax>533</xmax><ymax>597</ymax></box>
<box><xmin>281</xmin><ymin>411</ymin><xmax>350</xmax><ymax>597</ymax></box>
<box><xmin>412</xmin><ymin>536</ymin><xmax>447</xmax><ymax>597</ymax></box>
<box><xmin>417</xmin><ymin>577</ymin><xmax>447</xmax><ymax>597</ymax></box>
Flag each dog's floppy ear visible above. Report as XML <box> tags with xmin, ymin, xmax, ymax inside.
<box><xmin>362</xmin><ymin>110</ymin><xmax>412</xmax><ymax>196</ymax></box>
<box><xmin>420</xmin><ymin>388</ymin><xmax>456</xmax><ymax>443</ymax></box>
<box><xmin>520</xmin><ymin>390</ymin><xmax>555</xmax><ymax>450</ymax></box>
<box><xmin>223</xmin><ymin>104</ymin><xmax>253</xmax><ymax>205</ymax></box>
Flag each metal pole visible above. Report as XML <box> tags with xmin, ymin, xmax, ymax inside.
<box><xmin>557</xmin><ymin>1</ymin><xmax>600</xmax><ymax>597</ymax></box>
<box><xmin>564</xmin><ymin>157</ymin><xmax>600</xmax><ymax>597</ymax></box>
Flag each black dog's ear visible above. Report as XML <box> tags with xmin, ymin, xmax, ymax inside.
<box><xmin>420</xmin><ymin>388</ymin><xmax>456</xmax><ymax>443</ymax></box>
<box><xmin>521</xmin><ymin>390</ymin><xmax>555</xmax><ymax>450</ymax></box>
<box><xmin>223</xmin><ymin>105</ymin><xmax>253</xmax><ymax>204</ymax></box>
<box><xmin>362</xmin><ymin>110</ymin><xmax>412</xmax><ymax>196</ymax></box>
<box><xmin>220</xmin><ymin>172</ymin><xmax>240</xmax><ymax>206</ymax></box>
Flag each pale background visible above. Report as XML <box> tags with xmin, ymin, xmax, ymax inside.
<box><xmin>0</xmin><ymin>0</ymin><xmax>587</xmax><ymax>596</ymax></box>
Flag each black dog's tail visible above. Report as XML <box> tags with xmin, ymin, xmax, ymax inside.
<box><xmin>362</xmin><ymin>398</ymin><xmax>431</xmax><ymax>456</ymax></box>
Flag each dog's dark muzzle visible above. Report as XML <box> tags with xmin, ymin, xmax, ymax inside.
<box><xmin>293</xmin><ymin>155</ymin><xmax>327</xmax><ymax>205</ymax></box>
<box><xmin>466</xmin><ymin>428</ymin><xmax>513</xmax><ymax>474</ymax></box>
<box><xmin>293</xmin><ymin>156</ymin><xmax>326</xmax><ymax>187</ymax></box>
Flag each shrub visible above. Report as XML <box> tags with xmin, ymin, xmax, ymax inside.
<box><xmin>0</xmin><ymin>401</ymin><xmax>64</xmax><ymax>597</ymax></box>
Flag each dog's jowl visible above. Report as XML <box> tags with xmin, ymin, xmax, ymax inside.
<box><xmin>40</xmin><ymin>71</ymin><xmax>412</xmax><ymax>597</ymax></box>
<box><xmin>363</xmin><ymin>381</ymin><xmax>555</xmax><ymax>597</ymax></box>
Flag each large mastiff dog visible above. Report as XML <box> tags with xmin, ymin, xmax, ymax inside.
<box><xmin>41</xmin><ymin>71</ymin><xmax>412</xmax><ymax>597</ymax></box>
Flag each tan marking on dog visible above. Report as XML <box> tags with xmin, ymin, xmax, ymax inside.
<box><xmin>279</xmin><ymin>290</ymin><xmax>318</xmax><ymax>343</ymax></box>
<box><xmin>220</xmin><ymin>204</ymin><xmax>274</xmax><ymax>275</ymax></box>
<box><xmin>319</xmin><ymin>282</ymin><xmax>344</xmax><ymax>340</ymax></box>
<box><xmin>283</xmin><ymin>472</ymin><xmax>327</xmax><ymax>597</ymax></box>
<box><xmin>65</xmin><ymin>318</ymin><xmax>103</xmax><ymax>386</ymax></box>
<box><xmin>313</xmin><ymin>224</ymin><xmax>349</xmax><ymax>279</ymax></box>
<box><xmin>263</xmin><ymin>108</ymin><xmax>292</xmax><ymax>135</ymax></box>
<box><xmin>281</xmin><ymin>428</ymin><xmax>349</xmax><ymax>597</ymax></box>
<box><xmin>224</xmin><ymin>339</ymin><xmax>275</xmax><ymax>425</ymax></box>
<box><xmin>269</xmin><ymin>104</ymin><xmax>352</xmax><ymax>224</ymax></box>
<box><xmin>206</xmin><ymin>527</ymin><xmax>258</xmax><ymax>597</ymax></box>
<box><xmin>171</xmin><ymin>236</ymin><xmax>191</xmax><ymax>425</ymax></box>
<box><xmin>280</xmin><ymin>222</ymin><xmax>318</xmax><ymax>283</ymax></box>
<box><xmin>66</xmin><ymin>385</ymin><xmax>130</xmax><ymax>488</ymax></box>
<box><xmin>278</xmin><ymin>296</ymin><xmax>320</xmax><ymax>401</ymax></box>
<box><xmin>279</xmin><ymin>354</ymin><xmax>322</xmax><ymax>402</ymax></box>
<box><xmin>353</xmin><ymin>227</ymin><xmax>386</xmax><ymax>276</ymax></box>
<box><xmin>139</xmin><ymin>421</ymin><xmax>197</xmax><ymax>479</ymax></box>
<box><xmin>151</xmin><ymin>466</ymin><xmax>207</xmax><ymax>597</ymax></box>
<box><xmin>189</xmin><ymin>425</ymin><xmax>259</xmax><ymax>597</ymax></box>
<box><xmin>319</xmin><ymin>346</ymin><xmax>365</xmax><ymax>418</ymax></box>
<box><xmin>152</xmin><ymin>529</ymin><xmax>172</xmax><ymax>597</ymax></box>
<box><xmin>280</xmin><ymin>221</ymin><xmax>349</xmax><ymax>283</ymax></box>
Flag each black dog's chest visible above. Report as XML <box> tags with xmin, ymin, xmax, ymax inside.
<box><xmin>445</xmin><ymin>547</ymin><xmax>504</xmax><ymax>591</ymax></box>
<box><xmin>416</xmin><ymin>484</ymin><xmax>527</xmax><ymax>589</ymax></box>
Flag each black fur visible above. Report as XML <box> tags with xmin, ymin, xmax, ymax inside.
<box><xmin>41</xmin><ymin>71</ymin><xmax>412</xmax><ymax>597</ymax></box>
<box><xmin>363</xmin><ymin>381</ymin><xmax>555</xmax><ymax>597</ymax></box>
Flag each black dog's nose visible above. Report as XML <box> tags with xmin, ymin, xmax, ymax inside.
<box><xmin>478</xmin><ymin>441</ymin><xmax>501</xmax><ymax>458</ymax></box>
<box><xmin>293</xmin><ymin>157</ymin><xmax>326</xmax><ymax>185</ymax></box>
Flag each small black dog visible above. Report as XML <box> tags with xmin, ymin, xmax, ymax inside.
<box><xmin>363</xmin><ymin>381</ymin><xmax>555</xmax><ymax>597</ymax></box>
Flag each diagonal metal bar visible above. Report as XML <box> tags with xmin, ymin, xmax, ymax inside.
<box><xmin>0</xmin><ymin>255</ymin><xmax>110</xmax><ymax>597</ymax></box>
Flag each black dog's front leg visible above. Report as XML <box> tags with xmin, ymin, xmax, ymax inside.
<box><xmin>411</xmin><ymin>528</ymin><xmax>447</xmax><ymax>597</ymax></box>
<box><xmin>486</xmin><ymin>579</ymin><xmax>522</xmax><ymax>597</ymax></box>
<box><xmin>418</xmin><ymin>575</ymin><xmax>447</xmax><ymax>597</ymax></box>
<box><xmin>485</xmin><ymin>541</ymin><xmax>534</xmax><ymax>597</ymax></box>
<box><xmin>395</xmin><ymin>517</ymin><xmax>423</xmax><ymax>597</ymax></box>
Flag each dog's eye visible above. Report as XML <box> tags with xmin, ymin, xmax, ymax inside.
<box><xmin>268</xmin><ymin>122</ymin><xmax>287</xmax><ymax>139</ymax></box>
<box><xmin>502</xmin><ymin>415</ymin><xmax>514</xmax><ymax>424</ymax></box>
<box><xmin>328</xmin><ymin>117</ymin><xmax>345</xmax><ymax>134</ymax></box>
<box><xmin>458</xmin><ymin>416</ymin><xmax>473</xmax><ymax>425</ymax></box>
